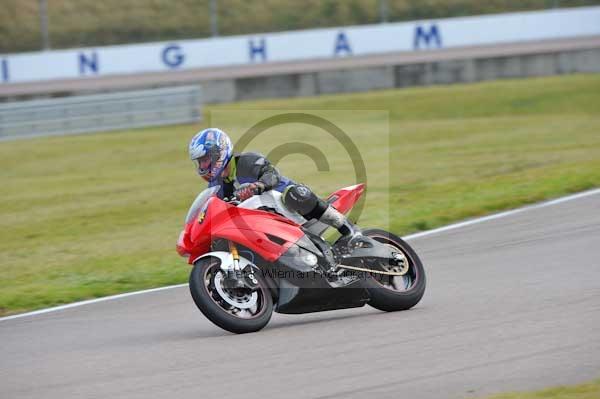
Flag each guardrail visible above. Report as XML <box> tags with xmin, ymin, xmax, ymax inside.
<box><xmin>0</xmin><ymin>85</ymin><xmax>202</xmax><ymax>140</ymax></box>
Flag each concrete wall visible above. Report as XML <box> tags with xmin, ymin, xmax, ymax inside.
<box><xmin>202</xmin><ymin>46</ymin><xmax>600</xmax><ymax>103</ymax></box>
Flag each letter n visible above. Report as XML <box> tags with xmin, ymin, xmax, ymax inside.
<box><xmin>79</xmin><ymin>52</ymin><xmax>99</xmax><ymax>75</ymax></box>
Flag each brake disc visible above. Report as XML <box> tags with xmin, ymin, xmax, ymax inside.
<box><xmin>213</xmin><ymin>272</ymin><xmax>258</xmax><ymax>309</ymax></box>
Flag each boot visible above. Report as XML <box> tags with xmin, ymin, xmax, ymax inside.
<box><xmin>318</xmin><ymin>205</ymin><xmax>362</xmax><ymax>250</ymax></box>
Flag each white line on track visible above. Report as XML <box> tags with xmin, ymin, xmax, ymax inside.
<box><xmin>2</xmin><ymin>187</ymin><xmax>599</xmax><ymax>323</ymax></box>
<box><xmin>403</xmin><ymin>187</ymin><xmax>600</xmax><ymax>240</ymax></box>
<box><xmin>0</xmin><ymin>284</ymin><xmax>187</xmax><ymax>322</ymax></box>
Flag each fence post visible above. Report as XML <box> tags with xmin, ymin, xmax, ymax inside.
<box><xmin>379</xmin><ymin>0</ymin><xmax>389</xmax><ymax>23</ymax></box>
<box><xmin>210</xmin><ymin>0</ymin><xmax>219</xmax><ymax>37</ymax></box>
<box><xmin>39</xmin><ymin>0</ymin><xmax>51</xmax><ymax>50</ymax></box>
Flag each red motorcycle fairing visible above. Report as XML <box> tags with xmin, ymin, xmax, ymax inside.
<box><xmin>179</xmin><ymin>197</ymin><xmax>304</xmax><ymax>264</ymax></box>
<box><xmin>327</xmin><ymin>183</ymin><xmax>365</xmax><ymax>215</ymax></box>
<box><xmin>177</xmin><ymin>183</ymin><xmax>366</xmax><ymax>264</ymax></box>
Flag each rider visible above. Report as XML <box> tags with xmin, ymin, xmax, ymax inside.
<box><xmin>188</xmin><ymin>127</ymin><xmax>361</xmax><ymax>244</ymax></box>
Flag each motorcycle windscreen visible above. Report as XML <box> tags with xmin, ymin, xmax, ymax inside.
<box><xmin>185</xmin><ymin>185</ymin><xmax>220</xmax><ymax>224</ymax></box>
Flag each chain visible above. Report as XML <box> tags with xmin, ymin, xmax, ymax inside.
<box><xmin>337</xmin><ymin>263</ymin><xmax>409</xmax><ymax>276</ymax></box>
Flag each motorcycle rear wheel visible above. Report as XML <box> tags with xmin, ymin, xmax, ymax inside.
<box><xmin>361</xmin><ymin>228</ymin><xmax>426</xmax><ymax>312</ymax></box>
<box><xmin>189</xmin><ymin>256</ymin><xmax>273</xmax><ymax>334</ymax></box>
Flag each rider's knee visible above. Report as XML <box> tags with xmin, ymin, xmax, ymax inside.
<box><xmin>282</xmin><ymin>184</ymin><xmax>328</xmax><ymax>219</ymax></box>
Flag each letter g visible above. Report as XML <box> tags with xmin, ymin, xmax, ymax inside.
<box><xmin>162</xmin><ymin>44</ymin><xmax>185</xmax><ymax>68</ymax></box>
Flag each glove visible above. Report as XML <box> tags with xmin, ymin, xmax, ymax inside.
<box><xmin>234</xmin><ymin>182</ymin><xmax>266</xmax><ymax>201</ymax></box>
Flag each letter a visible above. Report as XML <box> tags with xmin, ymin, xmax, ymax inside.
<box><xmin>334</xmin><ymin>32</ymin><xmax>352</xmax><ymax>56</ymax></box>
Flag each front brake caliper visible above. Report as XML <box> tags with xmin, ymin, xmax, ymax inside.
<box><xmin>242</xmin><ymin>265</ymin><xmax>259</xmax><ymax>290</ymax></box>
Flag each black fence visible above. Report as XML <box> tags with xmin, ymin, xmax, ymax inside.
<box><xmin>3</xmin><ymin>0</ymin><xmax>600</xmax><ymax>53</ymax></box>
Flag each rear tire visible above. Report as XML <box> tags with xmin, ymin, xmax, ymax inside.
<box><xmin>189</xmin><ymin>257</ymin><xmax>273</xmax><ymax>334</ymax></box>
<box><xmin>361</xmin><ymin>229</ymin><xmax>426</xmax><ymax>312</ymax></box>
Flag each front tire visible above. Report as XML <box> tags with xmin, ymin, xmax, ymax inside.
<box><xmin>361</xmin><ymin>229</ymin><xmax>426</xmax><ymax>312</ymax></box>
<box><xmin>189</xmin><ymin>257</ymin><xmax>273</xmax><ymax>334</ymax></box>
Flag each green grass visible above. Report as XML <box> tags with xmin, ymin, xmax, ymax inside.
<box><xmin>1</xmin><ymin>73</ymin><xmax>600</xmax><ymax>315</ymax></box>
<box><xmin>3</xmin><ymin>0</ymin><xmax>600</xmax><ymax>52</ymax></box>
<box><xmin>486</xmin><ymin>378</ymin><xmax>600</xmax><ymax>399</ymax></box>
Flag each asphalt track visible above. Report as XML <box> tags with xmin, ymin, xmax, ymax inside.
<box><xmin>1</xmin><ymin>190</ymin><xmax>599</xmax><ymax>399</ymax></box>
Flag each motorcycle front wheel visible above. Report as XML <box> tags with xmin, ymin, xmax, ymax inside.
<box><xmin>361</xmin><ymin>228</ymin><xmax>426</xmax><ymax>312</ymax></box>
<box><xmin>189</xmin><ymin>256</ymin><xmax>273</xmax><ymax>334</ymax></box>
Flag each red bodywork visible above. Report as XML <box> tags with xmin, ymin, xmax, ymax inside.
<box><xmin>325</xmin><ymin>183</ymin><xmax>365</xmax><ymax>215</ymax></box>
<box><xmin>177</xmin><ymin>183</ymin><xmax>365</xmax><ymax>264</ymax></box>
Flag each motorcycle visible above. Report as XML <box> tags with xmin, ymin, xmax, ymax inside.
<box><xmin>177</xmin><ymin>183</ymin><xmax>426</xmax><ymax>334</ymax></box>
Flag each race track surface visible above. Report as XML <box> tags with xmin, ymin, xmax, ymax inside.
<box><xmin>1</xmin><ymin>192</ymin><xmax>599</xmax><ymax>399</ymax></box>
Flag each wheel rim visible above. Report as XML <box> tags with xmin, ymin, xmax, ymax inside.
<box><xmin>367</xmin><ymin>235</ymin><xmax>418</xmax><ymax>292</ymax></box>
<box><xmin>203</xmin><ymin>261</ymin><xmax>267</xmax><ymax>319</ymax></box>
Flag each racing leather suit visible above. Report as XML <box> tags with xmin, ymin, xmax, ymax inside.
<box><xmin>210</xmin><ymin>152</ymin><xmax>356</xmax><ymax>237</ymax></box>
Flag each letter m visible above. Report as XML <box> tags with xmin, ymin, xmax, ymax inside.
<box><xmin>414</xmin><ymin>24</ymin><xmax>442</xmax><ymax>50</ymax></box>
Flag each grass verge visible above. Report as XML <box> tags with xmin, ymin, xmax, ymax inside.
<box><xmin>486</xmin><ymin>378</ymin><xmax>600</xmax><ymax>399</ymax></box>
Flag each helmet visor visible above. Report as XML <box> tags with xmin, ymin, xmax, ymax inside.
<box><xmin>194</xmin><ymin>153</ymin><xmax>213</xmax><ymax>177</ymax></box>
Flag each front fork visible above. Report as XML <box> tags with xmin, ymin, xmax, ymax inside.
<box><xmin>228</xmin><ymin>240</ymin><xmax>242</xmax><ymax>274</ymax></box>
<box><xmin>226</xmin><ymin>241</ymin><xmax>259</xmax><ymax>289</ymax></box>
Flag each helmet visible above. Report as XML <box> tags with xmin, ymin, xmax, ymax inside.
<box><xmin>188</xmin><ymin>128</ymin><xmax>233</xmax><ymax>182</ymax></box>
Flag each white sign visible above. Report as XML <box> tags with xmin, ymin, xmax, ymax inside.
<box><xmin>1</xmin><ymin>6</ymin><xmax>599</xmax><ymax>85</ymax></box>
